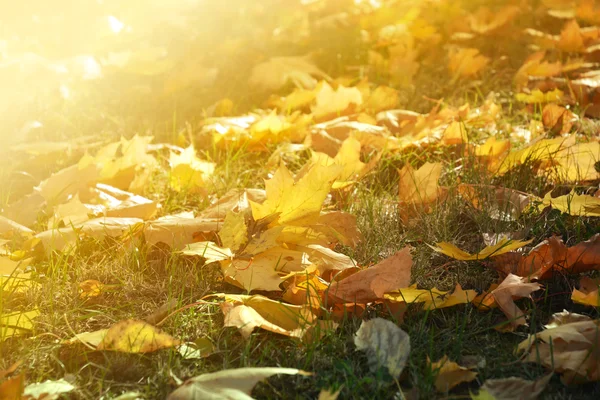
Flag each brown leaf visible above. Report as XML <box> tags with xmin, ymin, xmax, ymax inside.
<box><xmin>493</xmin><ymin>234</ymin><xmax>600</xmax><ymax>279</ymax></box>
<box><xmin>0</xmin><ymin>374</ymin><xmax>24</xmax><ymax>400</ymax></box>
<box><xmin>518</xmin><ymin>317</ymin><xmax>600</xmax><ymax>384</ymax></box>
<box><xmin>483</xmin><ymin>274</ymin><xmax>542</xmax><ymax>327</ymax></box>
<box><xmin>328</xmin><ymin>247</ymin><xmax>412</xmax><ymax>303</ymax></box>
<box><xmin>476</xmin><ymin>373</ymin><xmax>552</xmax><ymax>400</ymax></box>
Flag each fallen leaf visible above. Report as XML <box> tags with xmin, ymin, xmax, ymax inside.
<box><xmin>1</xmin><ymin>309</ymin><xmax>39</xmax><ymax>341</ymax></box>
<box><xmin>442</xmin><ymin>121</ymin><xmax>468</xmax><ymax>145</ymax></box>
<box><xmin>493</xmin><ymin>234</ymin><xmax>600</xmax><ymax>279</ymax></box>
<box><xmin>430</xmin><ymin>238</ymin><xmax>533</xmax><ymax>261</ymax></box>
<box><xmin>35</xmin><ymin>217</ymin><xmax>144</xmax><ymax>253</ymax></box>
<box><xmin>318</xmin><ymin>386</ymin><xmax>343</xmax><ymax>400</ymax></box>
<box><xmin>249</xmin><ymin>55</ymin><xmax>329</xmax><ymax>92</ymax></box>
<box><xmin>354</xmin><ymin>318</ymin><xmax>410</xmax><ymax>377</ymax></box>
<box><xmin>541</xmin><ymin>190</ymin><xmax>600</xmax><ymax>216</ymax></box>
<box><xmin>0</xmin><ymin>361</ymin><xmax>22</xmax><ymax>380</ymax></box>
<box><xmin>221</xmin><ymin>246</ymin><xmax>310</xmax><ymax>292</ymax></box>
<box><xmin>384</xmin><ymin>284</ymin><xmax>476</xmax><ymax>310</ymax></box>
<box><xmin>218</xmin><ymin>294</ymin><xmax>317</xmax><ymax>339</ymax></box>
<box><xmin>66</xmin><ymin>319</ymin><xmax>180</xmax><ymax>353</ymax></box>
<box><xmin>541</xmin><ymin>104</ymin><xmax>576</xmax><ymax>134</ymax></box>
<box><xmin>251</xmin><ymin>163</ymin><xmax>342</xmax><ymax>227</ymax></box>
<box><xmin>515</xmin><ymin>89</ymin><xmax>564</xmax><ymax>104</ymax></box>
<box><xmin>473</xmin><ymin>373</ymin><xmax>552</xmax><ymax>400</ymax></box>
<box><xmin>177</xmin><ymin>338</ymin><xmax>214</xmax><ymax>359</ymax></box>
<box><xmin>448</xmin><ymin>48</ymin><xmax>490</xmax><ymax>81</ymax></box>
<box><xmin>518</xmin><ymin>317</ymin><xmax>600</xmax><ymax>383</ymax></box>
<box><xmin>398</xmin><ymin>162</ymin><xmax>444</xmax><ymax>207</ymax></box>
<box><xmin>168</xmin><ymin>367</ymin><xmax>309</xmax><ymax>400</ymax></box>
<box><xmin>468</xmin><ymin>5</ymin><xmax>519</xmax><ymax>34</ymax></box>
<box><xmin>218</xmin><ymin>211</ymin><xmax>248</xmax><ymax>252</ymax></box>
<box><xmin>328</xmin><ymin>247</ymin><xmax>412</xmax><ymax>303</ymax></box>
<box><xmin>311</xmin><ymin>82</ymin><xmax>363</xmax><ymax>121</ymax></box>
<box><xmin>169</xmin><ymin>146</ymin><xmax>215</xmax><ymax>194</ymax></box>
<box><xmin>23</xmin><ymin>379</ymin><xmax>75</xmax><ymax>400</ymax></box>
<box><xmin>145</xmin><ymin>214</ymin><xmax>220</xmax><ymax>249</ymax></box>
<box><xmin>480</xmin><ymin>274</ymin><xmax>542</xmax><ymax>327</ymax></box>
<box><xmin>571</xmin><ymin>276</ymin><xmax>600</xmax><ymax>307</ymax></box>
<box><xmin>0</xmin><ymin>374</ymin><xmax>24</xmax><ymax>400</ymax></box>
<box><xmin>0</xmin><ymin>216</ymin><xmax>33</xmax><ymax>237</ymax></box>
<box><xmin>545</xmin><ymin>310</ymin><xmax>591</xmax><ymax>329</ymax></box>
<box><xmin>558</xmin><ymin>19</ymin><xmax>585</xmax><ymax>52</ymax></box>
<box><xmin>79</xmin><ymin>279</ymin><xmax>105</xmax><ymax>299</ymax></box>
<box><xmin>430</xmin><ymin>355</ymin><xmax>477</xmax><ymax>392</ymax></box>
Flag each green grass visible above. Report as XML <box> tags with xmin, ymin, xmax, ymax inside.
<box><xmin>2</xmin><ymin>143</ymin><xmax>600</xmax><ymax>399</ymax></box>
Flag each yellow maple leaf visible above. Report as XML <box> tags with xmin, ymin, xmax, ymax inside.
<box><xmin>558</xmin><ymin>19</ymin><xmax>585</xmax><ymax>52</ymax></box>
<box><xmin>540</xmin><ymin>190</ymin><xmax>600</xmax><ymax>216</ymax></box>
<box><xmin>429</xmin><ymin>355</ymin><xmax>478</xmax><ymax>392</ymax></box>
<box><xmin>448</xmin><ymin>48</ymin><xmax>490</xmax><ymax>82</ymax></box>
<box><xmin>299</xmin><ymin>137</ymin><xmax>367</xmax><ymax>189</ymax></box>
<box><xmin>251</xmin><ymin>163</ymin><xmax>342</xmax><ymax>227</ymax></box>
<box><xmin>442</xmin><ymin>121</ymin><xmax>468</xmax><ymax>145</ymax></box>
<box><xmin>384</xmin><ymin>284</ymin><xmax>476</xmax><ymax>310</ymax></box>
<box><xmin>398</xmin><ymin>162</ymin><xmax>444</xmax><ymax>205</ymax></box>
<box><xmin>430</xmin><ymin>238</ymin><xmax>533</xmax><ymax>261</ymax></box>
<box><xmin>169</xmin><ymin>145</ymin><xmax>215</xmax><ymax>193</ymax></box>
<box><xmin>311</xmin><ymin>82</ymin><xmax>363</xmax><ymax>120</ymax></box>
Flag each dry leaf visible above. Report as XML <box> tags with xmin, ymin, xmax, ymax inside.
<box><xmin>169</xmin><ymin>146</ymin><xmax>215</xmax><ymax>194</ymax></box>
<box><xmin>518</xmin><ymin>317</ymin><xmax>600</xmax><ymax>384</ymax></box>
<box><xmin>384</xmin><ymin>284</ymin><xmax>476</xmax><ymax>310</ymax></box>
<box><xmin>66</xmin><ymin>319</ymin><xmax>180</xmax><ymax>353</ymax></box>
<box><xmin>168</xmin><ymin>367</ymin><xmax>309</xmax><ymax>400</ymax></box>
<box><xmin>251</xmin><ymin>163</ymin><xmax>342</xmax><ymax>227</ymax></box>
<box><xmin>398</xmin><ymin>162</ymin><xmax>444</xmax><ymax>207</ymax></box>
<box><xmin>22</xmin><ymin>379</ymin><xmax>75</xmax><ymax>400</ymax></box>
<box><xmin>0</xmin><ymin>374</ymin><xmax>23</xmax><ymax>399</ymax></box>
<box><xmin>318</xmin><ymin>386</ymin><xmax>343</xmax><ymax>400</ymax></box>
<box><xmin>430</xmin><ymin>355</ymin><xmax>477</xmax><ymax>392</ymax></box>
<box><xmin>479</xmin><ymin>274</ymin><xmax>542</xmax><ymax>327</ymax></box>
<box><xmin>448</xmin><ymin>48</ymin><xmax>490</xmax><ymax>81</ymax></box>
<box><xmin>145</xmin><ymin>214</ymin><xmax>220</xmax><ymax>248</ymax></box>
<box><xmin>473</xmin><ymin>374</ymin><xmax>552</xmax><ymax>400</ymax></box>
<box><xmin>218</xmin><ymin>294</ymin><xmax>317</xmax><ymax>339</ymax></box>
<box><xmin>328</xmin><ymin>247</ymin><xmax>412</xmax><ymax>303</ymax></box>
<box><xmin>311</xmin><ymin>82</ymin><xmax>363</xmax><ymax>121</ymax></box>
<box><xmin>218</xmin><ymin>211</ymin><xmax>248</xmax><ymax>252</ymax></box>
<box><xmin>431</xmin><ymin>238</ymin><xmax>533</xmax><ymax>261</ymax></box>
<box><xmin>571</xmin><ymin>277</ymin><xmax>600</xmax><ymax>307</ymax></box>
<box><xmin>249</xmin><ymin>55</ymin><xmax>329</xmax><ymax>92</ymax></box>
<box><xmin>1</xmin><ymin>309</ymin><xmax>39</xmax><ymax>342</ymax></box>
<box><xmin>79</xmin><ymin>279</ymin><xmax>105</xmax><ymax>299</ymax></box>
<box><xmin>354</xmin><ymin>318</ymin><xmax>410</xmax><ymax>377</ymax></box>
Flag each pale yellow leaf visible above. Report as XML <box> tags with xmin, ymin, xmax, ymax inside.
<box><xmin>354</xmin><ymin>318</ymin><xmax>410</xmax><ymax>377</ymax></box>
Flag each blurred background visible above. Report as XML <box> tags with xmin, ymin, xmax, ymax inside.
<box><xmin>0</xmin><ymin>0</ymin><xmax>374</xmax><ymax>147</ymax></box>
